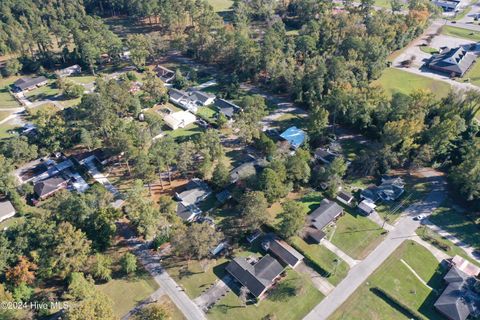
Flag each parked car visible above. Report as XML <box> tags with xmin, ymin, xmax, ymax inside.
<box><xmin>413</xmin><ymin>214</ymin><xmax>427</xmax><ymax>221</ymax></box>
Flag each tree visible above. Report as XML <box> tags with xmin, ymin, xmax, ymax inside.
<box><xmin>211</xmin><ymin>161</ymin><xmax>230</xmax><ymax>189</ymax></box>
<box><xmin>0</xmin><ymin>155</ymin><xmax>16</xmax><ymax>197</ymax></box>
<box><xmin>308</xmin><ymin>106</ymin><xmax>329</xmax><ymax>143</ymax></box>
<box><xmin>240</xmin><ymin>191</ymin><xmax>269</xmax><ymax>231</ymax></box>
<box><xmin>259</xmin><ymin>168</ymin><xmax>289</xmax><ymax>203</ymax></box>
<box><xmin>63</xmin><ymin>81</ymin><xmax>85</xmax><ymax>99</ymax></box>
<box><xmin>1</xmin><ymin>136</ymin><xmax>38</xmax><ymax>164</ymax></box>
<box><xmin>173</xmin><ymin>69</ymin><xmax>188</xmax><ymax>89</ymax></box>
<box><xmin>65</xmin><ymin>291</ymin><xmax>115</xmax><ymax>320</ymax></box>
<box><xmin>286</xmin><ymin>151</ymin><xmax>311</xmax><ymax>186</ymax></box>
<box><xmin>65</xmin><ymin>272</ymin><xmax>96</xmax><ymax>301</ymax></box>
<box><xmin>49</xmin><ymin>222</ymin><xmax>92</xmax><ymax>278</ymax></box>
<box><xmin>90</xmin><ymin>254</ymin><xmax>112</xmax><ymax>282</ymax></box>
<box><xmin>142</xmin><ymin>71</ymin><xmax>167</xmax><ymax>105</ymax></box>
<box><xmin>120</xmin><ymin>253</ymin><xmax>138</xmax><ymax>276</ymax></box>
<box><xmin>172</xmin><ymin>223</ymin><xmax>223</xmax><ymax>260</ymax></box>
<box><xmin>277</xmin><ymin>200</ymin><xmax>306</xmax><ymax>238</ymax></box>
<box><xmin>450</xmin><ymin>140</ymin><xmax>480</xmax><ymax>207</ymax></box>
<box><xmin>127</xmin><ymin>34</ymin><xmax>152</xmax><ymax>69</ymax></box>
<box><xmin>239</xmin><ymin>286</ymin><xmax>249</xmax><ymax>307</ymax></box>
<box><xmin>1</xmin><ymin>58</ymin><xmax>22</xmax><ymax>77</ymax></box>
<box><xmin>234</xmin><ymin>95</ymin><xmax>267</xmax><ymax>144</ymax></box>
<box><xmin>0</xmin><ymin>234</ymin><xmax>13</xmax><ymax>273</ymax></box>
<box><xmin>132</xmin><ymin>303</ymin><xmax>172</xmax><ymax>320</ymax></box>
<box><xmin>6</xmin><ymin>256</ymin><xmax>37</xmax><ymax>286</ymax></box>
<box><xmin>176</xmin><ymin>141</ymin><xmax>196</xmax><ymax>177</ymax></box>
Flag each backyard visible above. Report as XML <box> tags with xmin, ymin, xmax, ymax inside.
<box><xmin>207</xmin><ymin>269</ymin><xmax>324</xmax><ymax>320</ymax></box>
<box><xmin>372</xmin><ymin>68</ymin><xmax>451</xmax><ymax>98</ymax></box>
<box><xmin>330</xmin><ymin>241</ymin><xmax>446</xmax><ymax>320</ymax></box>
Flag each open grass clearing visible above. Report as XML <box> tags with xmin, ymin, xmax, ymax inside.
<box><xmin>290</xmin><ymin>236</ymin><xmax>349</xmax><ymax>286</ymax></box>
<box><xmin>419</xmin><ymin>45</ymin><xmax>439</xmax><ymax>55</ymax></box>
<box><xmin>207</xmin><ymin>269</ymin><xmax>324</xmax><ymax>320</ymax></box>
<box><xmin>164</xmin><ymin>123</ymin><xmax>204</xmax><ymax>141</ymax></box>
<box><xmin>441</xmin><ymin>25</ymin><xmax>480</xmax><ymax>42</ymax></box>
<box><xmin>464</xmin><ymin>60</ymin><xmax>480</xmax><ymax>87</ymax></box>
<box><xmin>0</xmin><ymin>111</ymin><xmax>12</xmax><ymax>122</ymax></box>
<box><xmin>0</xmin><ymin>122</ymin><xmax>20</xmax><ymax>140</ymax></box>
<box><xmin>68</xmin><ymin>75</ymin><xmax>96</xmax><ymax>84</ymax></box>
<box><xmin>0</xmin><ymin>76</ymin><xmax>21</xmax><ymax>108</ymax></box>
<box><xmin>24</xmin><ymin>81</ymin><xmax>60</xmax><ymax>102</ymax></box>
<box><xmin>331</xmin><ymin>240</ymin><xmax>446</xmax><ymax>320</ymax></box>
<box><xmin>325</xmin><ymin>208</ymin><xmax>386</xmax><ymax>260</ymax></box>
<box><xmin>372</xmin><ymin>68</ymin><xmax>451</xmax><ymax>98</ymax></box>
<box><xmin>196</xmin><ymin>105</ymin><xmax>218</xmax><ymax>124</ymax></box>
<box><xmin>207</xmin><ymin>0</ymin><xmax>234</xmax><ymax>12</ymax></box>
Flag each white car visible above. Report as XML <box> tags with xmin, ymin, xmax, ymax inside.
<box><xmin>413</xmin><ymin>214</ymin><xmax>427</xmax><ymax>221</ymax></box>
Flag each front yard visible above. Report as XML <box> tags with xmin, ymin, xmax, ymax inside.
<box><xmin>331</xmin><ymin>241</ymin><xmax>446</xmax><ymax>320</ymax></box>
<box><xmin>207</xmin><ymin>269</ymin><xmax>324</xmax><ymax>320</ymax></box>
<box><xmin>441</xmin><ymin>25</ymin><xmax>480</xmax><ymax>42</ymax></box>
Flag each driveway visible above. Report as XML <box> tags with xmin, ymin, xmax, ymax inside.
<box><xmin>193</xmin><ymin>275</ymin><xmax>233</xmax><ymax>311</ymax></box>
<box><xmin>304</xmin><ymin>176</ymin><xmax>447</xmax><ymax>320</ymax></box>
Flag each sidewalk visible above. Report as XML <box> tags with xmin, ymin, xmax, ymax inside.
<box><xmin>321</xmin><ymin>240</ymin><xmax>360</xmax><ymax>268</ymax></box>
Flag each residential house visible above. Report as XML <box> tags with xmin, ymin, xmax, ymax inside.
<box><xmin>307</xmin><ymin>199</ymin><xmax>344</xmax><ymax>231</ymax></box>
<box><xmin>304</xmin><ymin>227</ymin><xmax>326</xmax><ymax>244</ymax></box>
<box><xmin>34</xmin><ymin>176</ymin><xmax>68</xmax><ymax>200</ymax></box>
<box><xmin>163</xmin><ymin>110</ymin><xmax>196</xmax><ymax>130</ymax></box>
<box><xmin>214</xmin><ymin>98</ymin><xmax>241</xmax><ymax>120</ymax></box>
<box><xmin>0</xmin><ymin>200</ymin><xmax>16</xmax><ymax>223</ymax></box>
<box><xmin>261</xmin><ymin>234</ymin><xmax>304</xmax><ymax>268</ymax></box>
<box><xmin>336</xmin><ymin>190</ymin><xmax>354</xmax><ymax>206</ymax></box>
<box><xmin>434</xmin><ymin>266</ymin><xmax>480</xmax><ymax>320</ymax></box>
<box><xmin>361</xmin><ymin>176</ymin><xmax>404</xmax><ymax>203</ymax></box>
<box><xmin>187</xmin><ymin>89</ymin><xmax>215</xmax><ymax>106</ymax></box>
<box><xmin>155</xmin><ymin>65</ymin><xmax>176</xmax><ymax>83</ymax></box>
<box><xmin>229</xmin><ymin>157</ymin><xmax>268</xmax><ymax>184</ymax></box>
<box><xmin>357</xmin><ymin>199</ymin><xmax>376</xmax><ymax>216</ymax></box>
<box><xmin>428</xmin><ymin>46</ymin><xmax>476</xmax><ymax>77</ymax></box>
<box><xmin>175</xmin><ymin>179</ymin><xmax>212</xmax><ymax>221</ymax></box>
<box><xmin>314</xmin><ymin>148</ymin><xmax>339</xmax><ymax>164</ymax></box>
<box><xmin>226</xmin><ymin>255</ymin><xmax>285</xmax><ymax>299</ymax></box>
<box><xmin>279</xmin><ymin>126</ymin><xmax>306</xmax><ymax>150</ymax></box>
<box><xmin>168</xmin><ymin>88</ymin><xmax>215</xmax><ymax>113</ymax></box>
<box><xmin>56</xmin><ymin>65</ymin><xmax>81</xmax><ymax>77</ymax></box>
<box><xmin>215</xmin><ymin>189</ymin><xmax>232</xmax><ymax>204</ymax></box>
<box><xmin>13</xmin><ymin>76</ymin><xmax>48</xmax><ymax>92</ymax></box>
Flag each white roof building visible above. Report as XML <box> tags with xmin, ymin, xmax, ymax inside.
<box><xmin>164</xmin><ymin>111</ymin><xmax>196</xmax><ymax>130</ymax></box>
<box><xmin>0</xmin><ymin>200</ymin><xmax>16</xmax><ymax>223</ymax></box>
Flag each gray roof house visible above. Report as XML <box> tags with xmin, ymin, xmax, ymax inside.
<box><xmin>308</xmin><ymin>199</ymin><xmax>344</xmax><ymax>231</ymax></box>
<box><xmin>336</xmin><ymin>190</ymin><xmax>354</xmax><ymax>206</ymax></box>
<box><xmin>155</xmin><ymin>65</ymin><xmax>175</xmax><ymax>83</ymax></box>
<box><xmin>434</xmin><ymin>267</ymin><xmax>480</xmax><ymax>320</ymax></box>
<box><xmin>13</xmin><ymin>76</ymin><xmax>48</xmax><ymax>92</ymax></box>
<box><xmin>226</xmin><ymin>255</ymin><xmax>284</xmax><ymax>298</ymax></box>
<box><xmin>176</xmin><ymin>202</ymin><xmax>202</xmax><ymax>222</ymax></box>
<box><xmin>229</xmin><ymin>157</ymin><xmax>268</xmax><ymax>183</ymax></box>
<box><xmin>428</xmin><ymin>46</ymin><xmax>476</xmax><ymax>77</ymax></box>
<box><xmin>261</xmin><ymin>234</ymin><xmax>304</xmax><ymax>268</ymax></box>
<box><xmin>0</xmin><ymin>200</ymin><xmax>16</xmax><ymax>223</ymax></box>
<box><xmin>361</xmin><ymin>176</ymin><xmax>404</xmax><ymax>203</ymax></box>
<box><xmin>175</xmin><ymin>179</ymin><xmax>212</xmax><ymax>207</ymax></box>
<box><xmin>187</xmin><ymin>89</ymin><xmax>215</xmax><ymax>106</ymax></box>
<box><xmin>314</xmin><ymin>148</ymin><xmax>339</xmax><ymax>164</ymax></box>
<box><xmin>168</xmin><ymin>88</ymin><xmax>215</xmax><ymax>113</ymax></box>
<box><xmin>214</xmin><ymin>99</ymin><xmax>241</xmax><ymax>119</ymax></box>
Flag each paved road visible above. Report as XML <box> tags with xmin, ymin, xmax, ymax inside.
<box><xmin>304</xmin><ymin>176</ymin><xmax>447</xmax><ymax>320</ymax></box>
<box><xmin>133</xmin><ymin>243</ymin><xmax>207</xmax><ymax>320</ymax></box>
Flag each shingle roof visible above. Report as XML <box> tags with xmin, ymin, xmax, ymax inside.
<box><xmin>226</xmin><ymin>255</ymin><xmax>284</xmax><ymax>297</ymax></box>
<box><xmin>308</xmin><ymin>199</ymin><xmax>343</xmax><ymax>230</ymax></box>
<box><xmin>215</xmin><ymin>99</ymin><xmax>241</xmax><ymax>118</ymax></box>
<box><xmin>14</xmin><ymin>76</ymin><xmax>48</xmax><ymax>90</ymax></box>
<box><xmin>188</xmin><ymin>90</ymin><xmax>215</xmax><ymax>104</ymax></box>
<box><xmin>34</xmin><ymin>176</ymin><xmax>67</xmax><ymax>198</ymax></box>
<box><xmin>261</xmin><ymin>234</ymin><xmax>304</xmax><ymax>267</ymax></box>
<box><xmin>429</xmin><ymin>47</ymin><xmax>476</xmax><ymax>76</ymax></box>
<box><xmin>0</xmin><ymin>200</ymin><xmax>15</xmax><ymax>221</ymax></box>
<box><xmin>175</xmin><ymin>179</ymin><xmax>211</xmax><ymax>206</ymax></box>
<box><xmin>337</xmin><ymin>190</ymin><xmax>353</xmax><ymax>203</ymax></box>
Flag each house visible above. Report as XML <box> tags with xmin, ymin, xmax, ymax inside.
<box><xmin>0</xmin><ymin>200</ymin><xmax>15</xmax><ymax>223</ymax></box>
<box><xmin>225</xmin><ymin>255</ymin><xmax>285</xmax><ymax>299</ymax></box>
<box><xmin>187</xmin><ymin>89</ymin><xmax>215</xmax><ymax>106</ymax></box>
<box><xmin>214</xmin><ymin>99</ymin><xmax>241</xmax><ymax>120</ymax></box>
<box><xmin>229</xmin><ymin>156</ymin><xmax>268</xmax><ymax>183</ymax></box>
<box><xmin>305</xmin><ymin>227</ymin><xmax>326</xmax><ymax>244</ymax></box>
<box><xmin>314</xmin><ymin>148</ymin><xmax>339</xmax><ymax>164</ymax></box>
<box><xmin>432</xmin><ymin>0</ymin><xmax>460</xmax><ymax>11</ymax></box>
<box><xmin>57</xmin><ymin>65</ymin><xmax>81</xmax><ymax>77</ymax></box>
<box><xmin>308</xmin><ymin>199</ymin><xmax>344</xmax><ymax>231</ymax></box>
<box><xmin>357</xmin><ymin>199</ymin><xmax>376</xmax><ymax>216</ymax></box>
<box><xmin>279</xmin><ymin>126</ymin><xmax>306</xmax><ymax>150</ymax></box>
<box><xmin>434</xmin><ymin>266</ymin><xmax>480</xmax><ymax>320</ymax></box>
<box><xmin>336</xmin><ymin>190</ymin><xmax>354</xmax><ymax>206</ymax></box>
<box><xmin>176</xmin><ymin>202</ymin><xmax>202</xmax><ymax>222</ymax></box>
<box><xmin>261</xmin><ymin>234</ymin><xmax>304</xmax><ymax>268</ymax></box>
<box><xmin>168</xmin><ymin>88</ymin><xmax>199</xmax><ymax>113</ymax></box>
<box><xmin>155</xmin><ymin>65</ymin><xmax>175</xmax><ymax>83</ymax></box>
<box><xmin>163</xmin><ymin>110</ymin><xmax>196</xmax><ymax>130</ymax></box>
<box><xmin>428</xmin><ymin>46</ymin><xmax>476</xmax><ymax>77</ymax></box>
<box><xmin>175</xmin><ymin>178</ymin><xmax>212</xmax><ymax>206</ymax></box>
<box><xmin>13</xmin><ymin>76</ymin><xmax>48</xmax><ymax>92</ymax></box>
<box><xmin>215</xmin><ymin>189</ymin><xmax>232</xmax><ymax>204</ymax></box>
<box><xmin>361</xmin><ymin>176</ymin><xmax>405</xmax><ymax>203</ymax></box>
<box><xmin>246</xmin><ymin>229</ymin><xmax>263</xmax><ymax>244</ymax></box>
<box><xmin>34</xmin><ymin>176</ymin><xmax>68</xmax><ymax>200</ymax></box>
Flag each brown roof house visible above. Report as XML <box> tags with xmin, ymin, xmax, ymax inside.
<box><xmin>226</xmin><ymin>255</ymin><xmax>284</xmax><ymax>299</ymax></box>
<box><xmin>34</xmin><ymin>176</ymin><xmax>68</xmax><ymax>200</ymax></box>
<box><xmin>428</xmin><ymin>46</ymin><xmax>476</xmax><ymax>77</ymax></box>
<box><xmin>0</xmin><ymin>200</ymin><xmax>16</xmax><ymax>223</ymax></box>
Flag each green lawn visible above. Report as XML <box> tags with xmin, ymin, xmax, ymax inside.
<box><xmin>441</xmin><ymin>25</ymin><xmax>480</xmax><ymax>42</ymax></box>
<box><xmin>331</xmin><ymin>241</ymin><xmax>445</xmax><ymax>320</ymax></box>
<box><xmin>290</xmin><ymin>236</ymin><xmax>349</xmax><ymax>285</ymax></box>
<box><xmin>165</xmin><ymin>123</ymin><xmax>204</xmax><ymax>141</ymax></box>
<box><xmin>196</xmin><ymin>106</ymin><xmax>218</xmax><ymax>124</ymax></box>
<box><xmin>0</xmin><ymin>123</ymin><xmax>20</xmax><ymax>140</ymax></box>
<box><xmin>0</xmin><ymin>216</ymin><xmax>24</xmax><ymax>230</ymax></box>
<box><xmin>428</xmin><ymin>201</ymin><xmax>480</xmax><ymax>251</ymax></box>
<box><xmin>373</xmin><ymin>68</ymin><xmax>451</xmax><ymax>98</ymax></box>
<box><xmin>325</xmin><ymin>209</ymin><xmax>386</xmax><ymax>260</ymax></box>
<box><xmin>24</xmin><ymin>81</ymin><xmax>60</xmax><ymax>101</ymax></box>
<box><xmin>419</xmin><ymin>45</ymin><xmax>439</xmax><ymax>55</ymax></box>
<box><xmin>464</xmin><ymin>60</ymin><xmax>480</xmax><ymax>87</ymax></box>
<box><xmin>96</xmin><ymin>268</ymin><xmax>159</xmax><ymax>318</ymax></box>
<box><xmin>0</xmin><ymin>111</ymin><xmax>12</xmax><ymax>122</ymax></box>
<box><xmin>207</xmin><ymin>269</ymin><xmax>324</xmax><ymax>320</ymax></box>
<box><xmin>68</xmin><ymin>75</ymin><xmax>96</xmax><ymax>84</ymax></box>
<box><xmin>0</xmin><ymin>76</ymin><xmax>20</xmax><ymax>108</ymax></box>
<box><xmin>338</xmin><ymin>138</ymin><xmax>366</xmax><ymax>162</ymax></box>
<box><xmin>207</xmin><ymin>0</ymin><xmax>234</xmax><ymax>12</ymax></box>
<box><xmin>273</xmin><ymin>113</ymin><xmax>305</xmax><ymax>131</ymax></box>
<box><xmin>416</xmin><ymin>227</ymin><xmax>480</xmax><ymax>267</ymax></box>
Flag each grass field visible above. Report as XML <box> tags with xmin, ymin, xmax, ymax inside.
<box><xmin>97</xmin><ymin>268</ymin><xmax>159</xmax><ymax>318</ymax></box>
<box><xmin>0</xmin><ymin>122</ymin><xmax>19</xmax><ymax>140</ymax></box>
<box><xmin>464</xmin><ymin>60</ymin><xmax>480</xmax><ymax>87</ymax></box>
<box><xmin>290</xmin><ymin>236</ymin><xmax>349</xmax><ymax>285</ymax></box>
<box><xmin>419</xmin><ymin>46</ymin><xmax>439</xmax><ymax>54</ymax></box>
<box><xmin>0</xmin><ymin>111</ymin><xmax>12</xmax><ymax>122</ymax></box>
<box><xmin>373</xmin><ymin>68</ymin><xmax>451</xmax><ymax>98</ymax></box>
<box><xmin>68</xmin><ymin>75</ymin><xmax>96</xmax><ymax>84</ymax></box>
<box><xmin>165</xmin><ymin>123</ymin><xmax>204</xmax><ymax>140</ymax></box>
<box><xmin>331</xmin><ymin>241</ymin><xmax>445</xmax><ymax>320</ymax></box>
<box><xmin>207</xmin><ymin>0</ymin><xmax>234</xmax><ymax>12</ymax></box>
<box><xmin>207</xmin><ymin>269</ymin><xmax>324</xmax><ymax>320</ymax></box>
<box><xmin>441</xmin><ymin>25</ymin><xmax>480</xmax><ymax>42</ymax></box>
<box><xmin>196</xmin><ymin>106</ymin><xmax>218</xmax><ymax>124</ymax></box>
<box><xmin>24</xmin><ymin>82</ymin><xmax>60</xmax><ymax>102</ymax></box>
<box><xmin>0</xmin><ymin>76</ymin><xmax>20</xmax><ymax>108</ymax></box>
<box><xmin>325</xmin><ymin>209</ymin><xmax>386</xmax><ymax>260</ymax></box>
